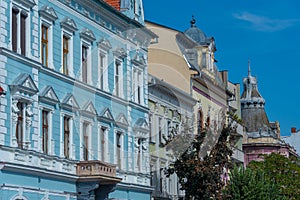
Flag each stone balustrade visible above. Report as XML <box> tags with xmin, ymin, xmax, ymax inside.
<box><xmin>77</xmin><ymin>160</ymin><xmax>117</xmax><ymax>177</ymax></box>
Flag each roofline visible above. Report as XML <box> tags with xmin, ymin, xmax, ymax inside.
<box><xmin>145</xmin><ymin>20</ymin><xmax>182</xmax><ymax>33</ymax></box>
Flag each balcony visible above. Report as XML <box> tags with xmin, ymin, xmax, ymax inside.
<box><xmin>77</xmin><ymin>160</ymin><xmax>122</xmax><ymax>184</ymax></box>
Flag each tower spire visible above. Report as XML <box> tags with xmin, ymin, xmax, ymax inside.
<box><xmin>248</xmin><ymin>59</ymin><xmax>251</xmax><ymax>76</ymax></box>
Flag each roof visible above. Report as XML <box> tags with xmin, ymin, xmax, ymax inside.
<box><xmin>184</xmin><ymin>16</ymin><xmax>214</xmax><ymax>46</ymax></box>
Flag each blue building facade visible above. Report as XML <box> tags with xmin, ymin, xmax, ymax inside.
<box><xmin>0</xmin><ymin>0</ymin><xmax>156</xmax><ymax>199</ymax></box>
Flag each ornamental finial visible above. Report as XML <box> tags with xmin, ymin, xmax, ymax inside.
<box><xmin>190</xmin><ymin>15</ymin><xmax>196</xmax><ymax>27</ymax></box>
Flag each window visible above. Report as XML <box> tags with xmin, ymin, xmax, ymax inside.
<box><xmin>116</xmin><ymin>132</ymin><xmax>122</xmax><ymax>168</ymax></box>
<box><xmin>158</xmin><ymin>117</ymin><xmax>163</xmax><ymax>144</ymax></box>
<box><xmin>132</xmin><ymin>68</ymin><xmax>143</xmax><ymax>104</ymax></box>
<box><xmin>42</xmin><ymin>110</ymin><xmax>49</xmax><ymax>154</ymax></box>
<box><xmin>60</xmin><ymin>17</ymin><xmax>77</xmax><ymax>77</ymax></box>
<box><xmin>41</xmin><ymin>25</ymin><xmax>48</xmax><ymax>66</ymax></box>
<box><xmin>16</xmin><ymin>102</ymin><xmax>24</xmax><ymax>149</ymax></box>
<box><xmin>82</xmin><ymin>45</ymin><xmax>88</xmax><ymax>83</ymax></box>
<box><xmin>149</xmin><ymin>114</ymin><xmax>154</xmax><ymax>143</ymax></box>
<box><xmin>97</xmin><ymin>39</ymin><xmax>111</xmax><ymax>91</ymax></box>
<box><xmin>39</xmin><ymin>5</ymin><xmax>57</xmax><ymax>69</ymax></box>
<box><xmin>136</xmin><ymin>138</ymin><xmax>146</xmax><ymax>171</ymax></box>
<box><xmin>20</xmin><ymin>12</ymin><xmax>26</xmax><ymax>56</ymax></box>
<box><xmin>98</xmin><ymin>52</ymin><xmax>108</xmax><ymax>90</ymax></box>
<box><xmin>62</xmin><ymin>35</ymin><xmax>69</xmax><ymax>75</ymax></box>
<box><xmin>114</xmin><ymin>59</ymin><xmax>123</xmax><ymax>97</ymax></box>
<box><xmin>64</xmin><ymin>116</ymin><xmax>70</xmax><ymax>158</ymax></box>
<box><xmin>11</xmin><ymin>7</ymin><xmax>28</xmax><ymax>56</ymax></box>
<box><xmin>12</xmin><ymin>7</ymin><xmax>18</xmax><ymax>52</ymax></box>
<box><xmin>100</xmin><ymin>127</ymin><xmax>106</xmax><ymax>161</ymax></box>
<box><xmin>83</xmin><ymin>122</ymin><xmax>89</xmax><ymax>161</ymax></box>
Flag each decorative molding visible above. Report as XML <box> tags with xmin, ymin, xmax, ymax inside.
<box><xmin>80</xmin><ymin>101</ymin><xmax>97</xmax><ymax>117</ymax></box>
<box><xmin>13</xmin><ymin>0</ymin><xmax>36</xmax><ymax>8</ymax></box>
<box><xmin>98</xmin><ymin>107</ymin><xmax>114</xmax><ymax>123</ymax></box>
<box><xmin>116</xmin><ymin>113</ymin><xmax>129</xmax><ymax>128</ymax></box>
<box><xmin>113</xmin><ymin>47</ymin><xmax>127</xmax><ymax>59</ymax></box>
<box><xmin>60</xmin><ymin>93</ymin><xmax>80</xmax><ymax>111</ymax></box>
<box><xmin>131</xmin><ymin>52</ymin><xmax>146</xmax><ymax>66</ymax></box>
<box><xmin>134</xmin><ymin>118</ymin><xmax>149</xmax><ymax>134</ymax></box>
<box><xmin>39</xmin><ymin>86</ymin><xmax>60</xmax><ymax>106</ymax></box>
<box><xmin>80</xmin><ymin>28</ymin><xmax>96</xmax><ymax>43</ymax></box>
<box><xmin>98</xmin><ymin>38</ymin><xmax>112</xmax><ymax>51</ymax></box>
<box><xmin>60</xmin><ymin>17</ymin><xmax>78</xmax><ymax>33</ymax></box>
<box><xmin>10</xmin><ymin>73</ymin><xmax>38</xmax><ymax>96</ymax></box>
<box><xmin>39</xmin><ymin>6</ymin><xmax>58</xmax><ymax>22</ymax></box>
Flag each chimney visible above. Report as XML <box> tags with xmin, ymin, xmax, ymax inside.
<box><xmin>291</xmin><ymin>127</ymin><xmax>296</xmax><ymax>133</ymax></box>
<box><xmin>103</xmin><ymin>0</ymin><xmax>120</xmax><ymax>10</ymax></box>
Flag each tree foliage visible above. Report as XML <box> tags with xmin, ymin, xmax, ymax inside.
<box><xmin>224</xmin><ymin>166</ymin><xmax>286</xmax><ymax>200</ymax></box>
<box><xmin>165</xmin><ymin>125</ymin><xmax>233</xmax><ymax>200</ymax></box>
<box><xmin>248</xmin><ymin>153</ymin><xmax>300</xmax><ymax>199</ymax></box>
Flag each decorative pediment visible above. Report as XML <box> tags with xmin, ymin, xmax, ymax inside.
<box><xmin>116</xmin><ymin>113</ymin><xmax>129</xmax><ymax>128</ymax></box>
<box><xmin>134</xmin><ymin>118</ymin><xmax>149</xmax><ymax>132</ymax></box>
<box><xmin>60</xmin><ymin>93</ymin><xmax>80</xmax><ymax>111</ymax></box>
<box><xmin>80</xmin><ymin>28</ymin><xmax>96</xmax><ymax>43</ymax></box>
<box><xmin>113</xmin><ymin>47</ymin><xmax>127</xmax><ymax>59</ymax></box>
<box><xmin>39</xmin><ymin>86</ymin><xmax>59</xmax><ymax>105</ymax></box>
<box><xmin>10</xmin><ymin>73</ymin><xmax>38</xmax><ymax>96</ymax></box>
<box><xmin>132</xmin><ymin>52</ymin><xmax>146</xmax><ymax>66</ymax></box>
<box><xmin>61</xmin><ymin>17</ymin><xmax>78</xmax><ymax>33</ymax></box>
<box><xmin>81</xmin><ymin>101</ymin><xmax>97</xmax><ymax>117</ymax></box>
<box><xmin>39</xmin><ymin>6</ymin><xmax>58</xmax><ymax>22</ymax></box>
<box><xmin>97</xmin><ymin>38</ymin><xmax>112</xmax><ymax>51</ymax></box>
<box><xmin>14</xmin><ymin>0</ymin><xmax>36</xmax><ymax>8</ymax></box>
<box><xmin>99</xmin><ymin>107</ymin><xmax>114</xmax><ymax>123</ymax></box>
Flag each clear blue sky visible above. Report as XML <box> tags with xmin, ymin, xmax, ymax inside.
<box><xmin>143</xmin><ymin>0</ymin><xmax>300</xmax><ymax>136</ymax></box>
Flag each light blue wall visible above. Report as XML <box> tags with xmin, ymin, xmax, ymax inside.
<box><xmin>110</xmin><ymin>188</ymin><xmax>151</xmax><ymax>200</ymax></box>
<box><xmin>1</xmin><ymin>0</ymin><xmax>151</xmax><ymax>199</ymax></box>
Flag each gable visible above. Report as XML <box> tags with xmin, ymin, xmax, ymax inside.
<box><xmin>81</xmin><ymin>101</ymin><xmax>97</xmax><ymax>117</ymax></box>
<box><xmin>60</xmin><ymin>93</ymin><xmax>80</xmax><ymax>111</ymax></box>
<box><xmin>134</xmin><ymin>118</ymin><xmax>149</xmax><ymax>132</ymax></box>
<box><xmin>39</xmin><ymin>86</ymin><xmax>59</xmax><ymax>105</ymax></box>
<box><xmin>116</xmin><ymin>113</ymin><xmax>129</xmax><ymax>128</ymax></box>
<box><xmin>10</xmin><ymin>73</ymin><xmax>38</xmax><ymax>96</ymax></box>
<box><xmin>99</xmin><ymin>107</ymin><xmax>114</xmax><ymax>123</ymax></box>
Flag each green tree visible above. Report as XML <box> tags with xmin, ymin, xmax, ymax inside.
<box><xmin>165</xmin><ymin>125</ymin><xmax>233</xmax><ymax>200</ymax></box>
<box><xmin>248</xmin><ymin>153</ymin><xmax>300</xmax><ymax>199</ymax></box>
<box><xmin>224</xmin><ymin>166</ymin><xmax>286</xmax><ymax>200</ymax></box>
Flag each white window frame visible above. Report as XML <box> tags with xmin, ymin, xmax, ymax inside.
<box><xmin>98</xmin><ymin>49</ymin><xmax>108</xmax><ymax>91</ymax></box>
<box><xmin>80</xmin><ymin>118</ymin><xmax>93</xmax><ymax>161</ymax></box>
<box><xmin>98</xmin><ymin>124</ymin><xmax>109</xmax><ymax>162</ymax></box>
<box><xmin>9</xmin><ymin>1</ymin><xmax>32</xmax><ymax>58</ymax></box>
<box><xmin>61</xmin><ymin>30</ymin><xmax>74</xmax><ymax>77</ymax></box>
<box><xmin>114</xmin><ymin>57</ymin><xmax>123</xmax><ymax>98</ymax></box>
<box><xmin>114</xmin><ymin>130</ymin><xmax>124</xmax><ymax>170</ymax></box>
<box><xmin>39</xmin><ymin>107</ymin><xmax>53</xmax><ymax>155</ymax></box>
<box><xmin>59</xmin><ymin>112</ymin><xmax>74</xmax><ymax>159</ymax></box>
<box><xmin>39</xmin><ymin>19</ymin><xmax>54</xmax><ymax>69</ymax></box>
<box><xmin>132</xmin><ymin>66</ymin><xmax>144</xmax><ymax>105</ymax></box>
<box><xmin>80</xmin><ymin>40</ymin><xmax>92</xmax><ymax>84</ymax></box>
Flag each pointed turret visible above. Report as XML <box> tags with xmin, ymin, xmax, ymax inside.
<box><xmin>240</xmin><ymin>63</ymin><xmax>276</xmax><ymax>138</ymax></box>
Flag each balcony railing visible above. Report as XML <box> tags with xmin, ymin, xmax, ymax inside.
<box><xmin>77</xmin><ymin>160</ymin><xmax>121</xmax><ymax>183</ymax></box>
